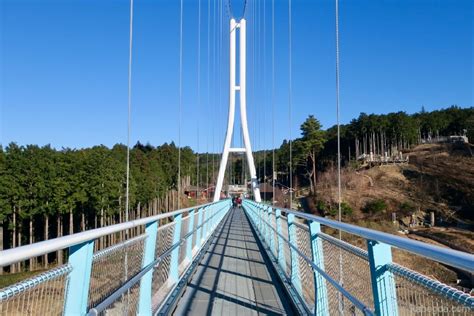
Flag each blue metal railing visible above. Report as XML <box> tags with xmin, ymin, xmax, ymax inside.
<box><xmin>242</xmin><ymin>199</ymin><xmax>474</xmax><ymax>316</ymax></box>
<box><xmin>0</xmin><ymin>199</ymin><xmax>231</xmax><ymax>315</ymax></box>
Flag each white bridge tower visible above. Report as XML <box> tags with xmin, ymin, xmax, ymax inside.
<box><xmin>213</xmin><ymin>18</ymin><xmax>261</xmax><ymax>202</ymax></box>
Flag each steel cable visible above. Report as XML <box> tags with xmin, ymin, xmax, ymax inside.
<box><xmin>178</xmin><ymin>0</ymin><xmax>183</xmax><ymax>209</ymax></box>
<box><xmin>288</xmin><ymin>0</ymin><xmax>293</xmax><ymax>209</ymax></box>
<box><xmin>196</xmin><ymin>0</ymin><xmax>201</xmax><ymax>200</ymax></box>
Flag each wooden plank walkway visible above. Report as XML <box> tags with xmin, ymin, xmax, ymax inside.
<box><xmin>173</xmin><ymin>207</ymin><xmax>295</xmax><ymax>316</ymax></box>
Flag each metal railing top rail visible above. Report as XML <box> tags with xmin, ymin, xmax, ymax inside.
<box><xmin>247</xmin><ymin>206</ymin><xmax>374</xmax><ymax>314</ymax></box>
<box><xmin>245</xmin><ymin>200</ymin><xmax>474</xmax><ymax>273</ymax></box>
<box><xmin>0</xmin><ymin>200</ymin><xmax>222</xmax><ymax>267</ymax></box>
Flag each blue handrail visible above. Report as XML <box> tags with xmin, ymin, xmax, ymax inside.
<box><xmin>242</xmin><ymin>199</ymin><xmax>474</xmax><ymax>316</ymax></box>
<box><xmin>0</xmin><ymin>199</ymin><xmax>232</xmax><ymax>315</ymax></box>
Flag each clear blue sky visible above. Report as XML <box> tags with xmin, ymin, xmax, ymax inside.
<box><xmin>1</xmin><ymin>0</ymin><xmax>472</xmax><ymax>152</ymax></box>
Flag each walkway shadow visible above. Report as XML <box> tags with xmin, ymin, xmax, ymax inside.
<box><xmin>172</xmin><ymin>207</ymin><xmax>295</xmax><ymax>316</ymax></box>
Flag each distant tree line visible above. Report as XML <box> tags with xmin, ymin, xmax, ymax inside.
<box><xmin>253</xmin><ymin>105</ymin><xmax>473</xmax><ymax>194</ymax></box>
<box><xmin>0</xmin><ymin>142</ymin><xmax>220</xmax><ymax>272</ymax></box>
<box><xmin>0</xmin><ymin>105</ymin><xmax>471</xmax><ymax>272</ymax></box>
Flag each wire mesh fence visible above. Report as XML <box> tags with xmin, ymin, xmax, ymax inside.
<box><xmin>150</xmin><ymin>222</ymin><xmax>176</xmax><ymax>311</ymax></box>
<box><xmin>178</xmin><ymin>214</ymin><xmax>190</xmax><ymax>271</ymax></box>
<box><xmin>269</xmin><ymin>211</ymin><xmax>278</xmax><ymax>258</ymax></box>
<box><xmin>0</xmin><ymin>265</ymin><xmax>71</xmax><ymax>316</ymax></box>
<box><xmin>294</xmin><ymin>223</ymin><xmax>316</xmax><ymax>309</ymax></box>
<box><xmin>244</xmin><ymin>202</ymin><xmax>474</xmax><ymax>316</ymax></box>
<box><xmin>191</xmin><ymin>210</ymin><xmax>200</xmax><ymax>253</ymax></box>
<box><xmin>97</xmin><ymin>281</ymin><xmax>141</xmax><ymax>316</ymax></box>
<box><xmin>390</xmin><ymin>265</ymin><xmax>474</xmax><ymax>316</ymax></box>
<box><xmin>319</xmin><ymin>234</ymin><xmax>374</xmax><ymax>311</ymax></box>
<box><xmin>279</xmin><ymin>215</ymin><xmax>292</xmax><ymax>278</ymax></box>
<box><xmin>88</xmin><ymin>234</ymin><xmax>146</xmax><ymax>310</ymax></box>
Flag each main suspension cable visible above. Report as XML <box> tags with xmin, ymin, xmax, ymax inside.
<box><xmin>288</xmin><ymin>0</ymin><xmax>293</xmax><ymax>209</ymax></box>
<box><xmin>206</xmin><ymin>0</ymin><xmax>210</xmax><ymax>198</ymax></box>
<box><xmin>335</xmin><ymin>0</ymin><xmax>345</xmax><ymax>312</ymax></box>
<box><xmin>196</xmin><ymin>0</ymin><xmax>201</xmax><ymax>200</ymax></box>
<box><xmin>272</xmin><ymin>0</ymin><xmax>275</xmax><ymax>203</ymax></box>
<box><xmin>177</xmin><ymin>0</ymin><xmax>183</xmax><ymax>209</ymax></box>
<box><xmin>125</xmin><ymin>0</ymin><xmax>134</xmax><ymax>223</ymax></box>
<box><xmin>124</xmin><ymin>0</ymin><xmax>134</xmax><ymax>308</ymax></box>
<box><xmin>263</xmin><ymin>0</ymin><xmax>267</xmax><ymax>194</ymax></box>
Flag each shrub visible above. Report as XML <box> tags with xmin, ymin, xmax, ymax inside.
<box><xmin>318</xmin><ymin>200</ymin><xmax>353</xmax><ymax>217</ymax></box>
<box><xmin>362</xmin><ymin>199</ymin><xmax>387</xmax><ymax>214</ymax></box>
<box><xmin>341</xmin><ymin>202</ymin><xmax>354</xmax><ymax>216</ymax></box>
<box><xmin>399</xmin><ymin>202</ymin><xmax>415</xmax><ymax>214</ymax></box>
<box><xmin>316</xmin><ymin>199</ymin><xmax>329</xmax><ymax>215</ymax></box>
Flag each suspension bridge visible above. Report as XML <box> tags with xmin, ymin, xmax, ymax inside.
<box><xmin>1</xmin><ymin>0</ymin><xmax>474</xmax><ymax>315</ymax></box>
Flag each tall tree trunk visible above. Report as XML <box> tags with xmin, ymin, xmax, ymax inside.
<box><xmin>100</xmin><ymin>208</ymin><xmax>104</xmax><ymax>249</ymax></box>
<box><xmin>18</xmin><ymin>210</ymin><xmax>22</xmax><ymax>272</ymax></box>
<box><xmin>312</xmin><ymin>152</ymin><xmax>317</xmax><ymax>195</ymax></box>
<box><xmin>11</xmin><ymin>208</ymin><xmax>16</xmax><ymax>273</ymax></box>
<box><xmin>44</xmin><ymin>215</ymin><xmax>49</xmax><ymax>269</ymax></box>
<box><xmin>0</xmin><ymin>219</ymin><xmax>3</xmax><ymax>274</ymax></box>
<box><xmin>29</xmin><ymin>217</ymin><xmax>34</xmax><ymax>271</ymax></box>
<box><xmin>69</xmin><ymin>208</ymin><xmax>73</xmax><ymax>235</ymax></box>
<box><xmin>81</xmin><ymin>212</ymin><xmax>85</xmax><ymax>232</ymax></box>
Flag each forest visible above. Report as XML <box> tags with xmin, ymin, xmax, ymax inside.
<box><xmin>0</xmin><ymin>105</ymin><xmax>472</xmax><ymax>271</ymax></box>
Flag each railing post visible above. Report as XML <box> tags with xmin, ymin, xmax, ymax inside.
<box><xmin>258</xmin><ymin>205</ymin><xmax>263</xmax><ymax>234</ymax></box>
<box><xmin>186</xmin><ymin>209</ymin><xmax>195</xmax><ymax>263</ymax></box>
<box><xmin>267</xmin><ymin>207</ymin><xmax>275</xmax><ymax>254</ymax></box>
<box><xmin>196</xmin><ymin>207</ymin><xmax>204</xmax><ymax>249</ymax></box>
<box><xmin>169</xmin><ymin>214</ymin><xmax>183</xmax><ymax>284</ymax></box>
<box><xmin>287</xmin><ymin>213</ymin><xmax>302</xmax><ymax>294</ymax></box>
<box><xmin>203</xmin><ymin>206</ymin><xmax>209</xmax><ymax>241</ymax></box>
<box><xmin>261</xmin><ymin>205</ymin><xmax>267</xmax><ymax>243</ymax></box>
<box><xmin>308</xmin><ymin>221</ymin><xmax>329</xmax><ymax>315</ymax></box>
<box><xmin>275</xmin><ymin>209</ymin><xmax>286</xmax><ymax>272</ymax></box>
<box><xmin>139</xmin><ymin>221</ymin><xmax>158</xmax><ymax>315</ymax></box>
<box><xmin>209</xmin><ymin>205</ymin><xmax>215</xmax><ymax>232</ymax></box>
<box><xmin>367</xmin><ymin>240</ymin><xmax>398</xmax><ymax>316</ymax></box>
<box><xmin>64</xmin><ymin>240</ymin><xmax>94</xmax><ymax>315</ymax></box>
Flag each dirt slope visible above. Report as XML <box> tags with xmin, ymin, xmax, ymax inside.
<box><xmin>311</xmin><ymin>143</ymin><xmax>474</xmax><ymax>287</ymax></box>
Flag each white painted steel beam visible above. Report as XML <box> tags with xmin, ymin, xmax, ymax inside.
<box><xmin>214</xmin><ymin>19</ymin><xmax>261</xmax><ymax>202</ymax></box>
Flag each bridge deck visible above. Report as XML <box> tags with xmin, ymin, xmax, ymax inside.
<box><xmin>173</xmin><ymin>207</ymin><xmax>294</xmax><ymax>315</ymax></box>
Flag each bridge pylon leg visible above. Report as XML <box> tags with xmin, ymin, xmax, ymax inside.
<box><xmin>213</xmin><ymin>18</ymin><xmax>261</xmax><ymax>203</ymax></box>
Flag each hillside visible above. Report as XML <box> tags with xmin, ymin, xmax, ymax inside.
<box><xmin>308</xmin><ymin>143</ymin><xmax>474</xmax><ymax>288</ymax></box>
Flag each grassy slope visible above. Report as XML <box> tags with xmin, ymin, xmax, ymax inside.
<box><xmin>311</xmin><ymin>143</ymin><xmax>473</xmax><ymax>286</ymax></box>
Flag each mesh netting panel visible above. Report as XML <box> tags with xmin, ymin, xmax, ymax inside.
<box><xmin>279</xmin><ymin>216</ymin><xmax>292</xmax><ymax>278</ymax></box>
<box><xmin>324</xmin><ymin>278</ymin><xmax>370</xmax><ymax>316</ymax></box>
<box><xmin>321</xmin><ymin>237</ymin><xmax>373</xmax><ymax>311</ymax></box>
<box><xmin>151</xmin><ymin>253</ymin><xmax>173</xmax><ymax>312</ymax></box>
<box><xmin>269</xmin><ymin>212</ymin><xmax>278</xmax><ymax>258</ymax></box>
<box><xmin>151</xmin><ymin>222</ymin><xmax>175</xmax><ymax>311</ymax></box>
<box><xmin>191</xmin><ymin>210</ymin><xmax>199</xmax><ymax>252</ymax></box>
<box><xmin>178</xmin><ymin>215</ymin><xmax>190</xmax><ymax>268</ymax></box>
<box><xmin>393</xmin><ymin>273</ymin><xmax>474</xmax><ymax>315</ymax></box>
<box><xmin>155</xmin><ymin>222</ymin><xmax>175</xmax><ymax>258</ymax></box>
<box><xmin>88</xmin><ymin>235</ymin><xmax>146</xmax><ymax>309</ymax></box>
<box><xmin>295</xmin><ymin>224</ymin><xmax>316</xmax><ymax>309</ymax></box>
<box><xmin>0</xmin><ymin>265</ymin><xmax>70</xmax><ymax>316</ymax></box>
<box><xmin>98</xmin><ymin>282</ymin><xmax>140</xmax><ymax>316</ymax></box>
